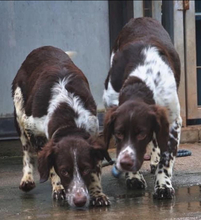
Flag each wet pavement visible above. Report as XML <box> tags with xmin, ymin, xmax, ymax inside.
<box><xmin>0</xmin><ymin>142</ymin><xmax>201</xmax><ymax>220</ymax></box>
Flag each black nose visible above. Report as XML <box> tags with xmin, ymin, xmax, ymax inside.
<box><xmin>73</xmin><ymin>194</ymin><xmax>87</xmax><ymax>207</ymax></box>
<box><xmin>120</xmin><ymin>156</ymin><xmax>134</xmax><ymax>170</ymax></box>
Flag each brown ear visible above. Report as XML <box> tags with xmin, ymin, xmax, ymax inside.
<box><xmin>103</xmin><ymin>106</ymin><xmax>118</xmax><ymax>151</ymax></box>
<box><xmin>150</xmin><ymin>105</ymin><xmax>169</xmax><ymax>153</ymax></box>
<box><xmin>89</xmin><ymin>137</ymin><xmax>113</xmax><ymax>163</ymax></box>
<box><xmin>38</xmin><ymin>140</ymin><xmax>55</xmax><ymax>183</ymax></box>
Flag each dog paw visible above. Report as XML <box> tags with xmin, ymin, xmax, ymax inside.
<box><xmin>90</xmin><ymin>194</ymin><xmax>110</xmax><ymax>207</ymax></box>
<box><xmin>19</xmin><ymin>181</ymin><xmax>36</xmax><ymax>192</ymax></box>
<box><xmin>153</xmin><ymin>186</ymin><xmax>175</xmax><ymax>199</ymax></box>
<box><xmin>52</xmin><ymin>189</ymin><xmax>66</xmax><ymax>200</ymax></box>
<box><xmin>126</xmin><ymin>177</ymin><xmax>146</xmax><ymax>189</ymax></box>
<box><xmin>150</xmin><ymin>164</ymin><xmax>157</xmax><ymax>174</ymax></box>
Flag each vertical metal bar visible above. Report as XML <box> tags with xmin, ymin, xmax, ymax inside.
<box><xmin>185</xmin><ymin>0</ymin><xmax>200</xmax><ymax>119</ymax></box>
<box><xmin>143</xmin><ymin>0</ymin><xmax>152</xmax><ymax>17</ymax></box>
<box><xmin>133</xmin><ymin>1</ymin><xmax>143</xmax><ymax>18</ymax></box>
<box><xmin>108</xmin><ymin>1</ymin><xmax>123</xmax><ymax>52</ymax></box>
<box><xmin>152</xmin><ymin>0</ymin><xmax>162</xmax><ymax>22</ymax></box>
<box><xmin>108</xmin><ymin>1</ymin><xmax>134</xmax><ymax>52</ymax></box>
<box><xmin>162</xmin><ymin>0</ymin><xmax>174</xmax><ymax>42</ymax></box>
<box><xmin>173</xmin><ymin>0</ymin><xmax>186</xmax><ymax>126</ymax></box>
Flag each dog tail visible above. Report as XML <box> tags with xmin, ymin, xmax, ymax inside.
<box><xmin>65</xmin><ymin>51</ymin><xmax>77</xmax><ymax>59</ymax></box>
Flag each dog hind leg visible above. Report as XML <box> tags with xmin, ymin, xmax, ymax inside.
<box><xmin>14</xmin><ymin>87</ymin><xmax>36</xmax><ymax>191</ymax></box>
<box><xmin>19</xmin><ymin>133</ymin><xmax>36</xmax><ymax>192</ymax></box>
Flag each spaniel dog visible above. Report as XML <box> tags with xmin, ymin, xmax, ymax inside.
<box><xmin>12</xmin><ymin>46</ymin><xmax>111</xmax><ymax>207</ymax></box>
<box><xmin>103</xmin><ymin>17</ymin><xmax>182</xmax><ymax>199</ymax></box>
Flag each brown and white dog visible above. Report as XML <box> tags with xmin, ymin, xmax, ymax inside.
<box><xmin>103</xmin><ymin>17</ymin><xmax>182</xmax><ymax>199</ymax></box>
<box><xmin>12</xmin><ymin>46</ymin><xmax>110</xmax><ymax>207</ymax></box>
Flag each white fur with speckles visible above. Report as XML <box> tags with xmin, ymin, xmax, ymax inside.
<box><xmin>20</xmin><ymin>151</ymin><xmax>34</xmax><ymax>184</ymax></box>
<box><xmin>103</xmin><ymin>47</ymin><xmax>181</xmax><ymax>122</ymax></box>
<box><xmin>126</xmin><ymin>171</ymin><xmax>147</xmax><ymax>188</ymax></box>
<box><xmin>129</xmin><ymin>47</ymin><xmax>180</xmax><ymax>123</ymax></box>
<box><xmin>155</xmin><ymin>155</ymin><xmax>175</xmax><ymax>190</ymax></box>
<box><xmin>50</xmin><ymin>167</ymin><xmax>64</xmax><ymax>197</ymax></box>
<box><xmin>116</xmin><ymin>145</ymin><xmax>136</xmax><ymax>171</ymax></box>
<box><xmin>148</xmin><ymin>141</ymin><xmax>160</xmax><ymax>167</ymax></box>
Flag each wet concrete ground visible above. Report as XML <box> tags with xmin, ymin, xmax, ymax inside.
<box><xmin>0</xmin><ymin>142</ymin><xmax>201</xmax><ymax>220</ymax></box>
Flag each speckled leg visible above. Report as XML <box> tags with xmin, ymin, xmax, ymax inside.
<box><xmin>126</xmin><ymin>171</ymin><xmax>147</xmax><ymax>189</ymax></box>
<box><xmin>19</xmin><ymin>134</ymin><xmax>36</xmax><ymax>192</ymax></box>
<box><xmin>14</xmin><ymin>87</ymin><xmax>36</xmax><ymax>192</ymax></box>
<box><xmin>150</xmin><ymin>138</ymin><xmax>160</xmax><ymax>174</ymax></box>
<box><xmin>154</xmin><ymin>116</ymin><xmax>182</xmax><ymax>199</ymax></box>
<box><xmin>89</xmin><ymin>163</ymin><xmax>110</xmax><ymax>207</ymax></box>
<box><xmin>50</xmin><ymin>167</ymin><xmax>65</xmax><ymax>200</ymax></box>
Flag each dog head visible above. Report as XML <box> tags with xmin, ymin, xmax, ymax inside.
<box><xmin>38</xmin><ymin>131</ymin><xmax>108</xmax><ymax>208</ymax></box>
<box><xmin>104</xmin><ymin>100</ymin><xmax>169</xmax><ymax>172</ymax></box>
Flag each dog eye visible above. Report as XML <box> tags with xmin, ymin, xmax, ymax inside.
<box><xmin>137</xmin><ymin>132</ymin><xmax>147</xmax><ymax>140</ymax></box>
<box><xmin>82</xmin><ymin>168</ymin><xmax>91</xmax><ymax>176</ymax></box>
<box><xmin>61</xmin><ymin>169</ymin><xmax>69</xmax><ymax>177</ymax></box>
<box><xmin>115</xmin><ymin>132</ymin><xmax>124</xmax><ymax>140</ymax></box>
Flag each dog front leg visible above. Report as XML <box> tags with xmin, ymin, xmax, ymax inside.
<box><xmin>125</xmin><ymin>171</ymin><xmax>147</xmax><ymax>189</ymax></box>
<box><xmin>149</xmin><ymin>138</ymin><xmax>161</xmax><ymax>174</ymax></box>
<box><xmin>89</xmin><ymin>163</ymin><xmax>110</xmax><ymax>206</ymax></box>
<box><xmin>50</xmin><ymin>167</ymin><xmax>65</xmax><ymax>200</ymax></box>
<box><xmin>154</xmin><ymin>116</ymin><xmax>182</xmax><ymax>199</ymax></box>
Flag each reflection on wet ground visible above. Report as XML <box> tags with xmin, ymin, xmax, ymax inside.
<box><xmin>0</xmin><ymin>157</ymin><xmax>201</xmax><ymax>220</ymax></box>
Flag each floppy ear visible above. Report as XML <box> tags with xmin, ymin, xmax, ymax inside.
<box><xmin>37</xmin><ymin>140</ymin><xmax>55</xmax><ymax>183</ymax></box>
<box><xmin>89</xmin><ymin>137</ymin><xmax>113</xmax><ymax>164</ymax></box>
<box><xmin>150</xmin><ymin>105</ymin><xmax>169</xmax><ymax>153</ymax></box>
<box><xmin>103</xmin><ymin>106</ymin><xmax>118</xmax><ymax>151</ymax></box>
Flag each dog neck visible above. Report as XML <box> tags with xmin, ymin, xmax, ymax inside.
<box><xmin>119</xmin><ymin>76</ymin><xmax>155</xmax><ymax>105</ymax></box>
<box><xmin>51</xmin><ymin>126</ymin><xmax>90</xmax><ymax>142</ymax></box>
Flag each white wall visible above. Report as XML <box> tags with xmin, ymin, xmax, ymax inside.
<box><xmin>0</xmin><ymin>1</ymin><xmax>110</xmax><ymax>117</ymax></box>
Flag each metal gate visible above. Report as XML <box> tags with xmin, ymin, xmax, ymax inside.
<box><xmin>174</xmin><ymin>0</ymin><xmax>201</xmax><ymax>125</ymax></box>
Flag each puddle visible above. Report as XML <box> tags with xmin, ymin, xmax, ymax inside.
<box><xmin>0</xmin><ymin>157</ymin><xmax>201</xmax><ymax>220</ymax></box>
<box><xmin>0</xmin><ymin>184</ymin><xmax>200</xmax><ymax>220</ymax></box>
